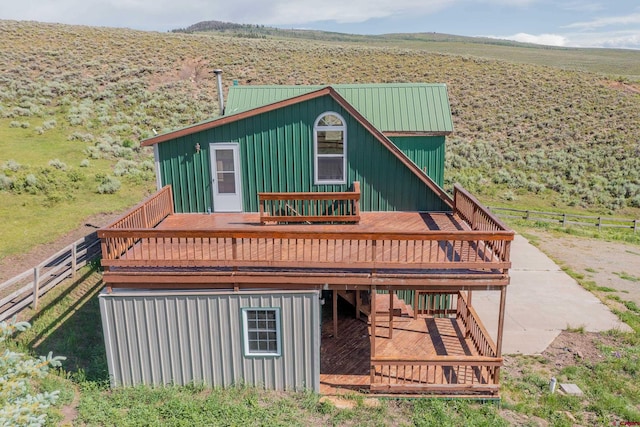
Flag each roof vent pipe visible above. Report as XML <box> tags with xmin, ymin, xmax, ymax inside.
<box><xmin>213</xmin><ymin>69</ymin><xmax>224</xmax><ymax>115</ymax></box>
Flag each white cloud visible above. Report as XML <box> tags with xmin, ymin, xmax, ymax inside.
<box><xmin>561</xmin><ymin>1</ymin><xmax>604</xmax><ymax>13</ymax></box>
<box><xmin>565</xmin><ymin>30</ymin><xmax>640</xmax><ymax>49</ymax></box>
<box><xmin>564</xmin><ymin>13</ymin><xmax>640</xmax><ymax>30</ymax></box>
<box><xmin>486</xmin><ymin>33</ymin><xmax>568</xmax><ymax>47</ymax></box>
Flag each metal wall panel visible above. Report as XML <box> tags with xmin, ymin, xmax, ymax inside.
<box><xmin>389</xmin><ymin>135</ymin><xmax>446</xmax><ymax>187</ymax></box>
<box><xmin>158</xmin><ymin>95</ymin><xmax>450</xmax><ymax>213</ymax></box>
<box><xmin>100</xmin><ymin>289</ymin><xmax>321</xmax><ymax>391</ymax></box>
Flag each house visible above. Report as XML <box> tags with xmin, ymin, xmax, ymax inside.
<box><xmin>97</xmin><ymin>82</ymin><xmax>514</xmax><ymax>397</ymax></box>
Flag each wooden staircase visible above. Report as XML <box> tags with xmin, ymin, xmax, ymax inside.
<box><xmin>336</xmin><ymin>290</ymin><xmax>414</xmax><ymax>321</ymax></box>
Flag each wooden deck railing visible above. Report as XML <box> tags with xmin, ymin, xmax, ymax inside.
<box><xmin>258</xmin><ymin>182</ymin><xmax>360</xmax><ymax>224</ymax></box>
<box><xmin>99</xmin><ymin>184</ymin><xmax>513</xmax><ymax>273</ymax></box>
<box><xmin>454</xmin><ymin>184</ymin><xmax>512</xmax><ymax>268</ymax></box>
<box><xmin>370</xmin><ymin>291</ymin><xmax>500</xmax><ymax>394</ymax></box>
<box><xmin>457</xmin><ymin>291</ymin><xmax>498</xmax><ymax>359</ymax></box>
<box><xmin>370</xmin><ymin>356</ymin><xmax>501</xmax><ymax>394</ymax></box>
<box><xmin>105</xmin><ymin>185</ymin><xmax>174</xmax><ymax>230</ymax></box>
<box><xmin>99</xmin><ymin>229</ymin><xmax>513</xmax><ymax>271</ymax></box>
<box><xmin>100</xmin><ymin>186</ymin><xmax>174</xmax><ymax>261</ymax></box>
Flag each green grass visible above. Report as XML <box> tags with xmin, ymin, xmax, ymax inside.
<box><xmin>0</xmin><ymin>179</ymin><xmax>152</xmax><ymax>259</ymax></box>
<box><xmin>614</xmin><ymin>272</ymin><xmax>640</xmax><ymax>283</ymax></box>
<box><xmin>0</xmin><ymin>114</ymin><xmax>154</xmax><ymax>259</ymax></box>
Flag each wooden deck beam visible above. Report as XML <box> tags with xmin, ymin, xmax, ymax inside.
<box><xmin>103</xmin><ymin>270</ymin><xmax>509</xmax><ymax>289</ymax></box>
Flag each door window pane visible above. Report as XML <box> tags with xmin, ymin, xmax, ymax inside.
<box><xmin>216</xmin><ymin>149</ymin><xmax>235</xmax><ymax>172</ymax></box>
<box><xmin>217</xmin><ymin>172</ymin><xmax>236</xmax><ymax>194</ymax></box>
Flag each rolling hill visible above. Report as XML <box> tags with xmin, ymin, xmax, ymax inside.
<box><xmin>0</xmin><ymin>19</ymin><xmax>639</xmax><ymax>257</ymax></box>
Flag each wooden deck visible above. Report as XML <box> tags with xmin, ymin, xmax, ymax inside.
<box><xmin>98</xmin><ymin>185</ymin><xmax>514</xmax><ymax>290</ymax></box>
<box><xmin>320</xmin><ymin>310</ymin><xmax>498</xmax><ymax>396</ymax></box>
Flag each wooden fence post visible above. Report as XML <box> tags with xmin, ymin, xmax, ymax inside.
<box><xmin>71</xmin><ymin>242</ymin><xmax>77</xmax><ymax>278</ymax></box>
<box><xmin>634</xmin><ymin>219</ymin><xmax>638</xmax><ymax>234</ymax></box>
<box><xmin>32</xmin><ymin>266</ymin><xmax>40</xmax><ymax>310</ymax></box>
<box><xmin>562</xmin><ymin>213</ymin><xmax>567</xmax><ymax>227</ymax></box>
<box><xmin>598</xmin><ymin>217</ymin><xmax>602</xmax><ymax>231</ymax></box>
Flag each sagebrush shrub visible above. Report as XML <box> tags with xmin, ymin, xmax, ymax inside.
<box><xmin>96</xmin><ymin>174</ymin><xmax>121</xmax><ymax>194</ymax></box>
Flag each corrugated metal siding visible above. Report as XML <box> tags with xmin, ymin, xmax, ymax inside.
<box><xmin>158</xmin><ymin>95</ymin><xmax>449</xmax><ymax>213</ymax></box>
<box><xmin>225</xmin><ymin>84</ymin><xmax>453</xmax><ymax>133</ymax></box>
<box><xmin>100</xmin><ymin>289</ymin><xmax>321</xmax><ymax>391</ymax></box>
<box><xmin>389</xmin><ymin>136</ymin><xmax>445</xmax><ymax>187</ymax></box>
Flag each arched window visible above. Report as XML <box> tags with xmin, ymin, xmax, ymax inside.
<box><xmin>314</xmin><ymin>112</ymin><xmax>346</xmax><ymax>184</ymax></box>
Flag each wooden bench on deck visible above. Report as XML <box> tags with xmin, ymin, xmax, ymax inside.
<box><xmin>258</xmin><ymin>182</ymin><xmax>361</xmax><ymax>224</ymax></box>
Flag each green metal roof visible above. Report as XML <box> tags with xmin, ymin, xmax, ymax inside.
<box><xmin>225</xmin><ymin>84</ymin><xmax>453</xmax><ymax>133</ymax></box>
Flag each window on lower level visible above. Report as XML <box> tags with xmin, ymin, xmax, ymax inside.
<box><xmin>242</xmin><ymin>308</ymin><xmax>281</xmax><ymax>356</ymax></box>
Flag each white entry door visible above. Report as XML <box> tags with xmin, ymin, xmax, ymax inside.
<box><xmin>210</xmin><ymin>143</ymin><xmax>243</xmax><ymax>212</ymax></box>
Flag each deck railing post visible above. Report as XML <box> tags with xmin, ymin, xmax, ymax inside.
<box><xmin>142</xmin><ymin>203</ymin><xmax>149</xmax><ymax>228</ymax></box>
<box><xmin>167</xmin><ymin>185</ymin><xmax>175</xmax><ymax>215</ymax></box>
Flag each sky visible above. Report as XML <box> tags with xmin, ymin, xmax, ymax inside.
<box><xmin>2</xmin><ymin>0</ymin><xmax>640</xmax><ymax>50</ymax></box>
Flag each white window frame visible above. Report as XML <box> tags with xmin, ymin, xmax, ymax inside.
<box><xmin>314</xmin><ymin>112</ymin><xmax>347</xmax><ymax>185</ymax></box>
<box><xmin>241</xmin><ymin>308</ymin><xmax>281</xmax><ymax>357</ymax></box>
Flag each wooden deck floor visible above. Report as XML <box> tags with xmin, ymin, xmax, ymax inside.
<box><xmin>319</xmin><ymin>308</ymin><xmax>480</xmax><ymax>395</ymax></box>
<box><xmin>157</xmin><ymin>211</ymin><xmax>469</xmax><ymax>233</ymax></box>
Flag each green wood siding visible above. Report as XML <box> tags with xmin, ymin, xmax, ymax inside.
<box><xmin>389</xmin><ymin>136</ymin><xmax>445</xmax><ymax>187</ymax></box>
<box><xmin>158</xmin><ymin>95</ymin><xmax>449</xmax><ymax>213</ymax></box>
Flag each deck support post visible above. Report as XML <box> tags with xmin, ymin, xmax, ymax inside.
<box><xmin>389</xmin><ymin>290</ymin><xmax>394</xmax><ymax>339</ymax></box>
<box><xmin>370</xmin><ymin>286</ymin><xmax>376</xmax><ymax>358</ymax></box>
<box><xmin>495</xmin><ymin>286</ymin><xmax>507</xmax><ymax>384</ymax></box>
<box><xmin>333</xmin><ymin>290</ymin><xmax>338</xmax><ymax>338</ymax></box>
<box><xmin>355</xmin><ymin>290</ymin><xmax>361</xmax><ymax>320</ymax></box>
<box><xmin>496</xmin><ymin>287</ymin><xmax>506</xmax><ymax>356</ymax></box>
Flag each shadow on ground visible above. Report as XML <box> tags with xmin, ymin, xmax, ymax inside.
<box><xmin>20</xmin><ymin>266</ymin><xmax>109</xmax><ymax>383</ymax></box>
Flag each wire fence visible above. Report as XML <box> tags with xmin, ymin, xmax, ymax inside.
<box><xmin>486</xmin><ymin>207</ymin><xmax>639</xmax><ymax>233</ymax></box>
<box><xmin>0</xmin><ymin>233</ymin><xmax>101</xmax><ymax>321</ymax></box>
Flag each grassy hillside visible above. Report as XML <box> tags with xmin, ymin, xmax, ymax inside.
<box><xmin>176</xmin><ymin>20</ymin><xmax>640</xmax><ymax>79</ymax></box>
<box><xmin>1</xmin><ymin>20</ymin><xmax>639</xmax><ymax>258</ymax></box>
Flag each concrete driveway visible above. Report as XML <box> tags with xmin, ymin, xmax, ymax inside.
<box><xmin>472</xmin><ymin>235</ymin><xmax>631</xmax><ymax>355</ymax></box>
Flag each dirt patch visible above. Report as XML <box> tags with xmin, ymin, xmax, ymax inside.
<box><xmin>541</xmin><ymin>330</ymin><xmax>621</xmax><ymax>369</ymax></box>
<box><xmin>0</xmin><ymin>212</ymin><xmax>122</xmax><ymax>283</ymax></box>
<box><xmin>59</xmin><ymin>385</ymin><xmax>80</xmax><ymax>426</ymax></box>
<box><xmin>524</xmin><ymin>230</ymin><xmax>640</xmax><ymax>306</ymax></box>
<box><xmin>604</xmin><ymin>80</ymin><xmax>640</xmax><ymax>95</ymax></box>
